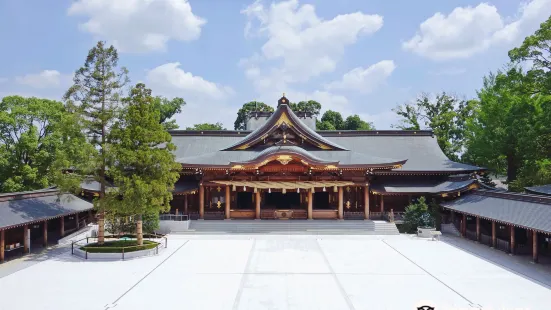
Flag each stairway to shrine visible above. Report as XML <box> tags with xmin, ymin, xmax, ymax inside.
<box><xmin>173</xmin><ymin>220</ymin><xmax>400</xmax><ymax>235</ymax></box>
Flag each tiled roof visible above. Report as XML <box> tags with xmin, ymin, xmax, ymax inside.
<box><xmin>371</xmin><ymin>179</ymin><xmax>476</xmax><ymax>194</ymax></box>
<box><xmin>525</xmin><ymin>184</ymin><xmax>551</xmax><ymax>196</ymax></box>
<box><xmin>0</xmin><ymin>189</ymin><xmax>93</xmax><ymax>230</ymax></box>
<box><xmin>441</xmin><ymin>190</ymin><xmax>551</xmax><ymax>234</ymax></box>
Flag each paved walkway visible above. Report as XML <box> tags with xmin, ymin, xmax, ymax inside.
<box><xmin>0</xmin><ymin>234</ymin><xmax>550</xmax><ymax>310</ymax></box>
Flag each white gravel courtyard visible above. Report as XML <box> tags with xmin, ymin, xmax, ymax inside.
<box><xmin>1</xmin><ymin>234</ymin><xmax>550</xmax><ymax>310</ymax></box>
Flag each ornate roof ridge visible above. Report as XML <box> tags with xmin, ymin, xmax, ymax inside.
<box><xmin>221</xmin><ymin>96</ymin><xmax>348</xmax><ymax>151</ymax></box>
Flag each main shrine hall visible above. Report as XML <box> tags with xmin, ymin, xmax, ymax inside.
<box><xmin>168</xmin><ymin>95</ymin><xmax>481</xmax><ymax>221</ymax></box>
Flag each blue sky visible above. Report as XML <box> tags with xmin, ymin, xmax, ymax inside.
<box><xmin>0</xmin><ymin>0</ymin><xmax>549</xmax><ymax>129</ymax></box>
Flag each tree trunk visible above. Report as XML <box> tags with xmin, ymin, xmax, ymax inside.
<box><xmin>506</xmin><ymin>153</ymin><xmax>519</xmax><ymax>183</ymax></box>
<box><xmin>136</xmin><ymin>214</ymin><xmax>143</xmax><ymax>246</ymax></box>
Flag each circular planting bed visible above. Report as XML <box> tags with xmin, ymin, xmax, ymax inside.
<box><xmin>72</xmin><ymin>235</ymin><xmax>167</xmax><ymax>260</ymax></box>
<box><xmin>80</xmin><ymin>240</ymin><xmax>159</xmax><ymax>253</ymax></box>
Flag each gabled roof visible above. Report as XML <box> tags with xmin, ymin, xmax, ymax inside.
<box><xmin>222</xmin><ymin>98</ymin><xmax>347</xmax><ymax>151</ymax></box>
<box><xmin>0</xmin><ymin>188</ymin><xmax>93</xmax><ymax>230</ymax></box>
<box><xmin>525</xmin><ymin>184</ymin><xmax>551</xmax><ymax>196</ymax></box>
<box><xmin>371</xmin><ymin>179</ymin><xmax>477</xmax><ymax>195</ymax></box>
<box><xmin>441</xmin><ymin>189</ymin><xmax>551</xmax><ymax>234</ymax></box>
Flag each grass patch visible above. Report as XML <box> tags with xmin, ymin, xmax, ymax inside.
<box><xmin>80</xmin><ymin>240</ymin><xmax>159</xmax><ymax>253</ymax></box>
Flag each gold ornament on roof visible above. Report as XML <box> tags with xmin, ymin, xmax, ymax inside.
<box><xmin>276</xmin><ymin>155</ymin><xmax>292</xmax><ymax>165</ymax></box>
<box><xmin>216</xmin><ymin>200</ymin><xmax>222</xmax><ymax>209</ymax></box>
<box><xmin>217</xmin><ymin>186</ymin><xmax>221</xmax><ymax>192</ymax></box>
<box><xmin>345</xmin><ymin>201</ymin><xmax>351</xmax><ymax>209</ymax></box>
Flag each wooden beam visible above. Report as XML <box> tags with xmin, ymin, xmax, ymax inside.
<box><xmin>43</xmin><ymin>221</ymin><xmax>48</xmax><ymax>247</ymax></box>
<box><xmin>476</xmin><ymin>217</ymin><xmax>480</xmax><ymax>242</ymax></box>
<box><xmin>364</xmin><ymin>185</ymin><xmax>370</xmax><ymax>220</ymax></box>
<box><xmin>510</xmin><ymin>225</ymin><xmax>515</xmax><ymax>255</ymax></box>
<box><xmin>225</xmin><ymin>185</ymin><xmax>231</xmax><ymax>219</ymax></box>
<box><xmin>491</xmin><ymin>221</ymin><xmax>496</xmax><ymax>248</ymax></box>
<box><xmin>533</xmin><ymin>231</ymin><xmax>538</xmax><ymax>263</ymax></box>
<box><xmin>380</xmin><ymin>195</ymin><xmax>384</xmax><ymax>213</ymax></box>
<box><xmin>199</xmin><ymin>185</ymin><xmax>204</xmax><ymax>219</ymax></box>
<box><xmin>60</xmin><ymin>216</ymin><xmax>65</xmax><ymax>238</ymax></box>
<box><xmin>184</xmin><ymin>194</ymin><xmax>188</xmax><ymax>215</ymax></box>
<box><xmin>255</xmin><ymin>191</ymin><xmax>261</xmax><ymax>219</ymax></box>
<box><xmin>23</xmin><ymin>225</ymin><xmax>29</xmax><ymax>254</ymax></box>
<box><xmin>0</xmin><ymin>230</ymin><xmax>4</xmax><ymax>263</ymax></box>
<box><xmin>307</xmin><ymin>189</ymin><xmax>313</xmax><ymax>220</ymax></box>
<box><xmin>338</xmin><ymin>187</ymin><xmax>344</xmax><ymax>219</ymax></box>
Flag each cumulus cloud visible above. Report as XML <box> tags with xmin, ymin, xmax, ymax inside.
<box><xmin>325</xmin><ymin>60</ymin><xmax>396</xmax><ymax>93</ymax></box>
<box><xmin>68</xmin><ymin>0</ymin><xmax>206</xmax><ymax>53</ymax></box>
<box><xmin>15</xmin><ymin>70</ymin><xmax>72</xmax><ymax>89</ymax></box>
<box><xmin>241</xmin><ymin>0</ymin><xmax>383</xmax><ymax>90</ymax></box>
<box><xmin>146</xmin><ymin>62</ymin><xmax>234</xmax><ymax>100</ymax></box>
<box><xmin>403</xmin><ymin>0</ymin><xmax>551</xmax><ymax>60</ymax></box>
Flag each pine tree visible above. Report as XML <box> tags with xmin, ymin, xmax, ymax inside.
<box><xmin>108</xmin><ymin>83</ymin><xmax>181</xmax><ymax>245</ymax></box>
<box><xmin>63</xmin><ymin>41</ymin><xmax>129</xmax><ymax>244</ymax></box>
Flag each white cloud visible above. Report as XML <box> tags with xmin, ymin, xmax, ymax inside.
<box><xmin>325</xmin><ymin>60</ymin><xmax>396</xmax><ymax>93</ymax></box>
<box><xmin>403</xmin><ymin>0</ymin><xmax>551</xmax><ymax>60</ymax></box>
<box><xmin>15</xmin><ymin>70</ymin><xmax>72</xmax><ymax>89</ymax></box>
<box><xmin>68</xmin><ymin>0</ymin><xmax>206</xmax><ymax>53</ymax></box>
<box><xmin>146</xmin><ymin>62</ymin><xmax>234</xmax><ymax>100</ymax></box>
<box><xmin>145</xmin><ymin>62</ymin><xmax>236</xmax><ymax>129</ymax></box>
<box><xmin>241</xmin><ymin>0</ymin><xmax>383</xmax><ymax>90</ymax></box>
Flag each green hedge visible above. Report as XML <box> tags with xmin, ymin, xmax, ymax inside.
<box><xmin>81</xmin><ymin>240</ymin><xmax>159</xmax><ymax>253</ymax></box>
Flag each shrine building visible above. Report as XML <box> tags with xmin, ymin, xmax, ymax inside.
<box><xmin>168</xmin><ymin>95</ymin><xmax>482</xmax><ymax>221</ymax></box>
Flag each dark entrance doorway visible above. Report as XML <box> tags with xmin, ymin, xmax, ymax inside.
<box><xmin>236</xmin><ymin>192</ymin><xmax>253</xmax><ymax>209</ymax></box>
<box><xmin>313</xmin><ymin>192</ymin><xmax>330</xmax><ymax>209</ymax></box>
<box><xmin>264</xmin><ymin>192</ymin><xmax>300</xmax><ymax>209</ymax></box>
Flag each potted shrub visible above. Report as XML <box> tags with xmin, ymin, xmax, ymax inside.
<box><xmin>403</xmin><ymin>196</ymin><xmax>437</xmax><ymax>236</ymax></box>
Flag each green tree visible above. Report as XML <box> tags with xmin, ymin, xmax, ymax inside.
<box><xmin>463</xmin><ymin>69</ymin><xmax>540</xmax><ymax>184</ymax></box>
<box><xmin>508</xmin><ymin>16</ymin><xmax>551</xmax><ymax>95</ymax></box>
<box><xmin>234</xmin><ymin>101</ymin><xmax>274</xmax><ymax>130</ymax></box>
<box><xmin>108</xmin><ymin>83</ymin><xmax>180</xmax><ymax>245</ymax></box>
<box><xmin>343</xmin><ymin>115</ymin><xmax>375</xmax><ymax>130</ymax></box>
<box><xmin>316</xmin><ymin>121</ymin><xmax>336</xmax><ymax>130</ymax></box>
<box><xmin>319</xmin><ymin>110</ymin><xmax>344</xmax><ymax>130</ymax></box>
<box><xmin>62</xmin><ymin>41</ymin><xmax>130</xmax><ymax>244</ymax></box>
<box><xmin>392</xmin><ymin>92</ymin><xmax>474</xmax><ymax>161</ymax></box>
<box><xmin>153</xmin><ymin>96</ymin><xmax>186</xmax><ymax>130</ymax></box>
<box><xmin>0</xmin><ymin>96</ymin><xmax>66</xmax><ymax>192</ymax></box>
<box><xmin>186</xmin><ymin>122</ymin><xmax>225</xmax><ymax>130</ymax></box>
<box><xmin>402</xmin><ymin>196</ymin><xmax>436</xmax><ymax>233</ymax></box>
<box><xmin>289</xmin><ymin>100</ymin><xmax>322</xmax><ymax>116</ymax></box>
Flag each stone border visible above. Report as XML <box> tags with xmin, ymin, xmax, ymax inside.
<box><xmin>72</xmin><ymin>239</ymin><xmax>166</xmax><ymax>261</ymax></box>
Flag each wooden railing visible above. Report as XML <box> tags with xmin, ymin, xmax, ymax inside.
<box><xmin>496</xmin><ymin>238</ymin><xmax>510</xmax><ymax>253</ymax></box>
<box><xmin>204</xmin><ymin>211</ymin><xmax>224</xmax><ymax>220</ymax></box>
<box><xmin>466</xmin><ymin>230</ymin><xmax>477</xmax><ymax>241</ymax></box>
<box><xmin>344</xmin><ymin>211</ymin><xmax>364</xmax><ymax>220</ymax></box>
<box><xmin>480</xmin><ymin>233</ymin><xmax>491</xmax><ymax>246</ymax></box>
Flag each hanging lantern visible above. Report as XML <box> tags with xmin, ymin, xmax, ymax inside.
<box><xmin>297</xmin><ymin>188</ymin><xmax>300</xmax><ymax>193</ymax></box>
<box><xmin>243</xmin><ymin>186</ymin><xmax>246</xmax><ymax>191</ymax></box>
<box><xmin>254</xmin><ymin>187</ymin><xmax>257</xmax><ymax>193</ymax></box>
<box><xmin>232</xmin><ymin>185</ymin><xmax>236</xmax><ymax>191</ymax></box>
<box><xmin>268</xmin><ymin>188</ymin><xmax>271</xmax><ymax>193</ymax></box>
<box><xmin>323</xmin><ymin>186</ymin><xmax>326</xmax><ymax>192</ymax></box>
<box><xmin>333</xmin><ymin>186</ymin><xmax>337</xmax><ymax>192</ymax></box>
<box><xmin>282</xmin><ymin>188</ymin><xmax>286</xmax><ymax>194</ymax></box>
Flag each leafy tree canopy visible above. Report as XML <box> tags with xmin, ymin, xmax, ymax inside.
<box><xmin>234</xmin><ymin>101</ymin><xmax>274</xmax><ymax>130</ymax></box>
<box><xmin>153</xmin><ymin>96</ymin><xmax>186</xmax><ymax>130</ymax></box>
<box><xmin>319</xmin><ymin>110</ymin><xmax>344</xmax><ymax>130</ymax></box>
<box><xmin>392</xmin><ymin>92</ymin><xmax>474</xmax><ymax>161</ymax></box>
<box><xmin>402</xmin><ymin>196</ymin><xmax>438</xmax><ymax>233</ymax></box>
<box><xmin>186</xmin><ymin>122</ymin><xmax>225</xmax><ymax>130</ymax></box>
<box><xmin>343</xmin><ymin>114</ymin><xmax>375</xmax><ymax>130</ymax></box>
<box><xmin>0</xmin><ymin>96</ymin><xmax>67</xmax><ymax>192</ymax></box>
<box><xmin>289</xmin><ymin>100</ymin><xmax>322</xmax><ymax>116</ymax></box>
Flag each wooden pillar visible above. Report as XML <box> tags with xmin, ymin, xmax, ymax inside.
<box><xmin>184</xmin><ymin>194</ymin><xmax>188</xmax><ymax>215</ymax></box>
<box><xmin>532</xmin><ymin>231</ymin><xmax>538</xmax><ymax>263</ymax></box>
<box><xmin>23</xmin><ymin>225</ymin><xmax>29</xmax><ymax>254</ymax></box>
<box><xmin>60</xmin><ymin>216</ymin><xmax>65</xmax><ymax>237</ymax></box>
<box><xmin>476</xmin><ymin>217</ymin><xmax>480</xmax><ymax>242</ymax></box>
<box><xmin>491</xmin><ymin>221</ymin><xmax>496</xmax><ymax>248</ymax></box>
<box><xmin>461</xmin><ymin>214</ymin><xmax>467</xmax><ymax>237</ymax></box>
<box><xmin>76</xmin><ymin>213</ymin><xmax>80</xmax><ymax>230</ymax></box>
<box><xmin>510</xmin><ymin>225</ymin><xmax>515</xmax><ymax>255</ymax></box>
<box><xmin>364</xmin><ymin>185</ymin><xmax>370</xmax><ymax>220</ymax></box>
<box><xmin>338</xmin><ymin>187</ymin><xmax>344</xmax><ymax>219</ymax></box>
<box><xmin>450</xmin><ymin>210</ymin><xmax>455</xmax><ymax>224</ymax></box>
<box><xmin>0</xmin><ymin>230</ymin><xmax>5</xmax><ymax>263</ymax></box>
<box><xmin>380</xmin><ymin>195</ymin><xmax>385</xmax><ymax>213</ymax></box>
<box><xmin>255</xmin><ymin>191</ymin><xmax>261</xmax><ymax>219</ymax></box>
<box><xmin>225</xmin><ymin>186</ymin><xmax>231</xmax><ymax>219</ymax></box>
<box><xmin>199</xmin><ymin>185</ymin><xmax>204</xmax><ymax>219</ymax></box>
<box><xmin>43</xmin><ymin>221</ymin><xmax>48</xmax><ymax>247</ymax></box>
<box><xmin>307</xmin><ymin>189</ymin><xmax>313</xmax><ymax>220</ymax></box>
